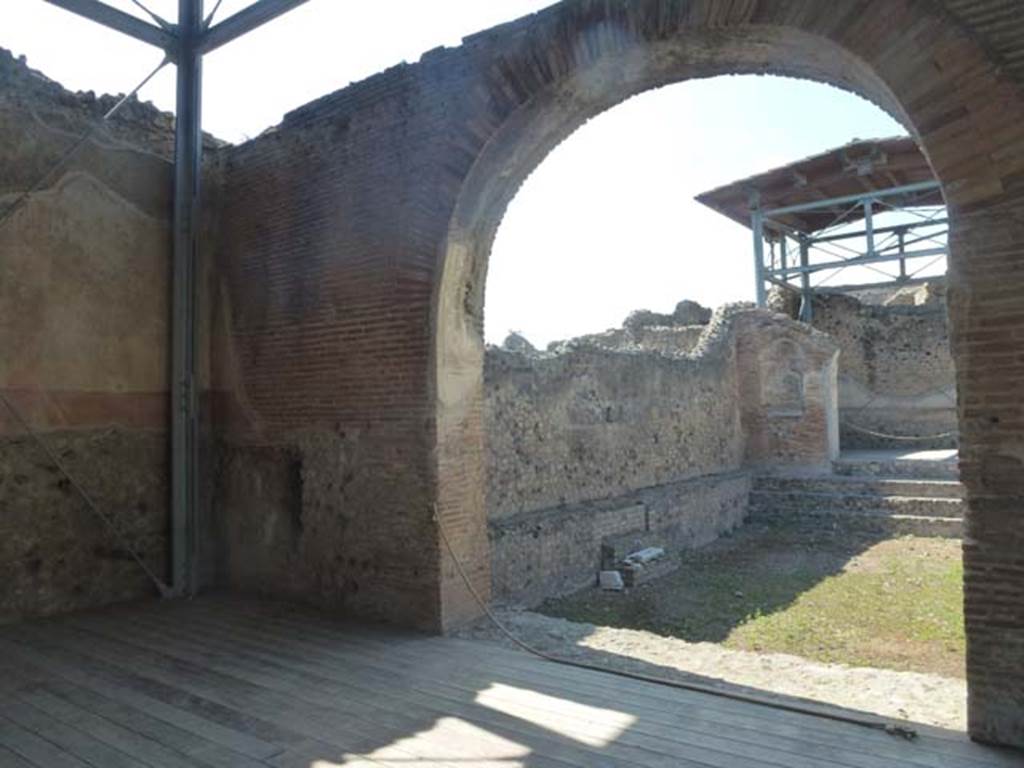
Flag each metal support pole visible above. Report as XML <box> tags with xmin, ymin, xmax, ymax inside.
<box><xmin>171</xmin><ymin>0</ymin><xmax>203</xmax><ymax>597</ymax></box>
<box><xmin>799</xmin><ymin>235</ymin><xmax>812</xmax><ymax>322</ymax></box>
<box><xmin>898</xmin><ymin>228</ymin><xmax>907</xmax><ymax>279</ymax></box>
<box><xmin>47</xmin><ymin>0</ymin><xmax>312</xmax><ymax>602</ymax></box>
<box><xmin>751</xmin><ymin>201</ymin><xmax>767</xmax><ymax>307</ymax></box>
<box><xmin>779</xmin><ymin>233</ymin><xmax>788</xmax><ymax>279</ymax></box>
<box><xmin>863</xmin><ymin>198</ymin><xmax>875</xmax><ymax>258</ymax></box>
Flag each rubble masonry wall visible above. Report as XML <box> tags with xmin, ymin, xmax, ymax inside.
<box><xmin>485</xmin><ymin>306</ymin><xmax>838</xmax><ymax>605</ymax></box>
<box><xmin>811</xmin><ymin>291</ymin><xmax>956</xmax><ymax>449</ymax></box>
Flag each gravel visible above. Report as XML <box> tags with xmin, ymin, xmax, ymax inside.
<box><xmin>455</xmin><ymin>607</ymin><xmax>967</xmax><ymax>731</ymax></box>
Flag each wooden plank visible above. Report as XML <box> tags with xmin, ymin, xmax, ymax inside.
<box><xmin>0</xmin><ymin>715</ymin><xmax>90</xmax><ymax>768</ymax></box>
<box><xmin>176</xmin><ymin>600</ymin><xmax>1014</xmax><ymax>768</ymax></box>
<box><xmin>48</xmin><ymin>685</ymin><xmax>267</xmax><ymax>768</ymax></box>
<box><xmin>106</xmin><ymin>610</ymin><xmax>800</xmax><ymax>768</ymax></box>
<box><xmin>112</xmin><ymin>604</ymin><xmax>974</xmax><ymax>768</ymax></box>
<box><xmin>0</xmin><ymin>654</ymin><xmax>266</xmax><ymax>768</ymax></box>
<box><xmin>172</xmin><ymin>602</ymin><xmax>978</xmax><ymax>768</ymax></box>
<box><xmin>0</xmin><ymin>638</ymin><xmax>387</xmax><ymax>768</ymax></box>
<box><xmin>298</xmin><ymin>620</ymin><xmax>989</xmax><ymax>756</ymax></box>
<box><xmin>0</xmin><ymin>634</ymin><xmax>283</xmax><ymax>762</ymax></box>
<box><xmin>55</xmin><ymin>616</ymin><xmax>649</xmax><ymax>768</ymax></box>
<box><xmin>1</xmin><ymin>657</ymin><xmax>265</xmax><ymax>768</ymax></box>
<box><xmin>23</xmin><ymin>620</ymin><xmax>563</xmax><ymax>768</ymax></box>
<box><xmin>121</xmin><ymin>607</ymin><xmax>907</xmax><ymax>768</ymax></box>
<box><xmin>0</xmin><ymin>745</ymin><xmax>37</xmax><ymax>768</ymax></box>
<box><xmin>10</xmin><ymin>686</ymin><xmax>198</xmax><ymax>768</ymax></box>
<box><xmin>264</xmin><ymin>739</ymin><xmax>452</xmax><ymax>768</ymax></box>
<box><xmin>189</xmin><ymin>609</ymin><xmax>999</xmax><ymax>768</ymax></box>
<box><xmin>0</xmin><ymin>697</ymin><xmax>144</xmax><ymax>768</ymax></box>
<box><xmin>395</xmin><ymin>636</ymin><xmax>1014</xmax><ymax>767</ymax></box>
<box><xmin>6</xmin><ymin>596</ymin><xmax>1014</xmax><ymax>768</ymax></box>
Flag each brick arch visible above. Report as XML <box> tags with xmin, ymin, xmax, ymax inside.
<box><xmin>432</xmin><ymin>0</ymin><xmax>1024</xmax><ymax>746</ymax></box>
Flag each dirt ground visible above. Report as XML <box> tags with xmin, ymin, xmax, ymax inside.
<box><xmin>457</xmin><ymin>520</ymin><xmax>968</xmax><ymax>730</ymax></box>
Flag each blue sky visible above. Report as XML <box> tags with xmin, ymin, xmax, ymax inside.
<box><xmin>4</xmin><ymin>1</ymin><xmax>907</xmax><ymax>345</ymax></box>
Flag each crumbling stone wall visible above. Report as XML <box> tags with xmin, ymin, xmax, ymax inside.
<box><xmin>486</xmin><ymin>319</ymin><xmax>741</xmax><ymax>519</ymax></box>
<box><xmin>489</xmin><ymin>472</ymin><xmax>749</xmax><ymax>606</ymax></box>
<box><xmin>485</xmin><ymin>304</ymin><xmax>838</xmax><ymax>604</ymax></box>
<box><xmin>810</xmin><ymin>288</ymin><xmax>956</xmax><ymax>449</ymax></box>
<box><xmin>0</xmin><ymin>50</ymin><xmax>175</xmax><ymax>622</ymax></box>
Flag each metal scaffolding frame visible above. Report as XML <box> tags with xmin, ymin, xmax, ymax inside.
<box><xmin>750</xmin><ymin>180</ymin><xmax>948</xmax><ymax>321</ymax></box>
<box><xmin>43</xmin><ymin>0</ymin><xmax>311</xmax><ymax>597</ymax></box>
<box><xmin>695</xmin><ymin>136</ymin><xmax>948</xmax><ymax>323</ymax></box>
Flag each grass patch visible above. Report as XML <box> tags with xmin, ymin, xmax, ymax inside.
<box><xmin>540</xmin><ymin>521</ymin><xmax>965</xmax><ymax>678</ymax></box>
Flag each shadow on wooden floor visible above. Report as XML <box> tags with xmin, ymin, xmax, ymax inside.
<box><xmin>0</xmin><ymin>593</ymin><xmax>1017</xmax><ymax>768</ymax></box>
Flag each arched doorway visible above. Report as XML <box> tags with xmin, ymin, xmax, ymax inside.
<box><xmin>432</xmin><ymin>1</ymin><xmax>1024</xmax><ymax>746</ymax></box>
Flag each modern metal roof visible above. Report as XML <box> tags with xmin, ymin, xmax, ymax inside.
<box><xmin>694</xmin><ymin>136</ymin><xmax>942</xmax><ymax>234</ymax></box>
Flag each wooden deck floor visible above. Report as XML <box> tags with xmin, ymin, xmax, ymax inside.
<box><xmin>0</xmin><ymin>596</ymin><xmax>1017</xmax><ymax>768</ymax></box>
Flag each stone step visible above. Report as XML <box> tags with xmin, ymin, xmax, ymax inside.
<box><xmin>753</xmin><ymin>475</ymin><xmax>964</xmax><ymax>499</ymax></box>
<box><xmin>753</xmin><ymin>507</ymin><xmax>962</xmax><ymax>538</ymax></box>
<box><xmin>832</xmin><ymin>456</ymin><xmax>958</xmax><ymax>480</ymax></box>
<box><xmin>750</xmin><ymin>489</ymin><xmax>965</xmax><ymax>518</ymax></box>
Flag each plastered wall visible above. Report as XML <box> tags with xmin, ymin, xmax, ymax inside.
<box><xmin>0</xmin><ymin>50</ymin><xmax>174</xmax><ymax>621</ymax></box>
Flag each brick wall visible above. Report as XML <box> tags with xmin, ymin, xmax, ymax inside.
<box><xmin>202</xmin><ymin>0</ymin><xmax>1024</xmax><ymax>745</ymax></box>
<box><xmin>736</xmin><ymin>311</ymin><xmax>841</xmax><ymax>467</ymax></box>
<box><xmin>212</xmin><ymin>62</ymin><xmax>446</xmax><ymax>629</ymax></box>
<box><xmin>425</xmin><ymin>1</ymin><xmax>1024</xmax><ymax>745</ymax></box>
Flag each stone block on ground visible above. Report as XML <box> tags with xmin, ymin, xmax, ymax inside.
<box><xmin>599</xmin><ymin>570</ymin><xmax>624</xmax><ymax>591</ymax></box>
<box><xmin>601</xmin><ymin>532</ymin><xmax>679</xmax><ymax>588</ymax></box>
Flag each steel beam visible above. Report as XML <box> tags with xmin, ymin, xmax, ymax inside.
<box><xmin>199</xmin><ymin>0</ymin><xmax>310</xmax><ymax>54</ymax></box>
<box><xmin>44</xmin><ymin>0</ymin><xmax>177</xmax><ymax>51</ymax></box>
<box><xmin>809</xmin><ymin>218</ymin><xmax>948</xmax><ymax>245</ymax></box>
<box><xmin>170</xmin><ymin>0</ymin><xmax>203</xmax><ymax>596</ymax></box>
<box><xmin>766</xmin><ymin>246</ymin><xmax>948</xmax><ymax>278</ymax></box>
<box><xmin>764</xmin><ymin>181</ymin><xmax>941</xmax><ymax>218</ymax></box>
